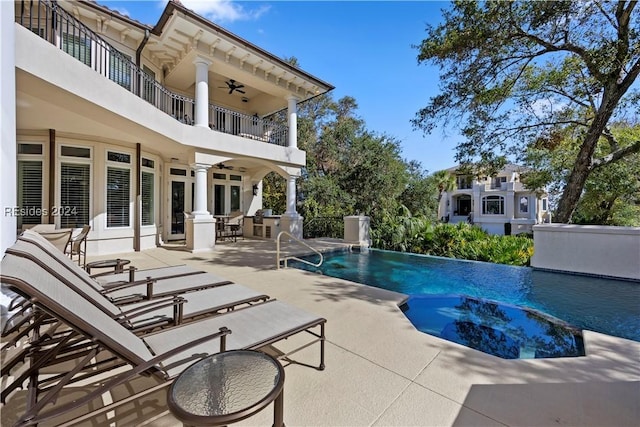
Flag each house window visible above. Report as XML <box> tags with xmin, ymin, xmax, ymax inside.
<box><xmin>17</xmin><ymin>142</ymin><xmax>45</xmax><ymax>229</ymax></box>
<box><xmin>456</xmin><ymin>175</ymin><xmax>472</xmax><ymax>190</ymax></box>
<box><xmin>142</xmin><ymin>65</ymin><xmax>155</xmax><ymax>104</ymax></box>
<box><xmin>106</xmin><ymin>151</ymin><xmax>131</xmax><ymax>228</ymax></box>
<box><xmin>492</xmin><ymin>176</ymin><xmax>507</xmax><ymax>189</ymax></box>
<box><xmin>482</xmin><ymin>195</ymin><xmax>504</xmax><ymax>215</ymax></box>
<box><xmin>141</xmin><ymin>157</ymin><xmax>155</xmax><ymax>226</ymax></box>
<box><xmin>230</xmin><ymin>185</ymin><xmax>241</xmax><ymax>211</ymax></box>
<box><xmin>62</xmin><ymin>33</ymin><xmax>91</xmax><ymax>66</ymax></box>
<box><xmin>542</xmin><ymin>198</ymin><xmax>548</xmax><ymax>211</ymax></box>
<box><xmin>519</xmin><ymin>196</ymin><xmax>529</xmax><ymax>213</ymax></box>
<box><xmin>17</xmin><ymin>160</ymin><xmax>43</xmax><ymax>228</ymax></box>
<box><xmin>141</xmin><ymin>171</ymin><xmax>154</xmax><ymax>226</ymax></box>
<box><xmin>60</xmin><ymin>163</ymin><xmax>91</xmax><ymax>228</ymax></box>
<box><xmin>109</xmin><ymin>51</ymin><xmax>132</xmax><ymax>89</ymax></box>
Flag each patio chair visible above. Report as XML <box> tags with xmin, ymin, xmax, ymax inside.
<box><xmin>4</xmin><ymin>240</ymin><xmax>270</xmax><ymax>332</ymax></box>
<box><xmin>1</xmin><ymin>254</ymin><xmax>326</xmax><ymax>426</ymax></box>
<box><xmin>64</xmin><ymin>225</ymin><xmax>90</xmax><ymax>268</ymax></box>
<box><xmin>19</xmin><ymin>230</ymin><xmax>234</xmax><ymax>301</ymax></box>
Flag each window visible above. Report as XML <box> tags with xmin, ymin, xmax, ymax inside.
<box><xmin>107</xmin><ymin>167</ymin><xmax>130</xmax><ymax>227</ymax></box>
<box><xmin>142</xmin><ymin>65</ymin><xmax>155</xmax><ymax>104</ymax></box>
<box><xmin>60</xmin><ymin>163</ymin><xmax>90</xmax><ymax>228</ymax></box>
<box><xmin>106</xmin><ymin>151</ymin><xmax>131</xmax><ymax>228</ymax></box>
<box><xmin>63</xmin><ymin>33</ymin><xmax>91</xmax><ymax>66</ymax></box>
<box><xmin>482</xmin><ymin>195</ymin><xmax>504</xmax><ymax>215</ymax></box>
<box><xmin>492</xmin><ymin>176</ymin><xmax>507</xmax><ymax>189</ymax></box>
<box><xmin>519</xmin><ymin>196</ymin><xmax>529</xmax><ymax>213</ymax></box>
<box><xmin>17</xmin><ymin>160</ymin><xmax>43</xmax><ymax>228</ymax></box>
<box><xmin>456</xmin><ymin>175</ymin><xmax>472</xmax><ymax>190</ymax></box>
<box><xmin>230</xmin><ymin>185</ymin><xmax>241</xmax><ymax>211</ymax></box>
<box><xmin>141</xmin><ymin>157</ymin><xmax>155</xmax><ymax>226</ymax></box>
<box><xmin>109</xmin><ymin>51</ymin><xmax>132</xmax><ymax>89</ymax></box>
<box><xmin>170</xmin><ymin>168</ymin><xmax>187</xmax><ymax>176</ymax></box>
<box><xmin>542</xmin><ymin>198</ymin><xmax>548</xmax><ymax>211</ymax></box>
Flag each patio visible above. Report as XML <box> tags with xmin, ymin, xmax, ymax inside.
<box><xmin>2</xmin><ymin>238</ymin><xmax>639</xmax><ymax>426</ymax></box>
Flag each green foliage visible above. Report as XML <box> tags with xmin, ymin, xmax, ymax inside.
<box><xmin>413</xmin><ymin>0</ymin><xmax>640</xmax><ymax>222</ymax></box>
<box><xmin>372</xmin><ymin>219</ymin><xmax>534</xmax><ymax>266</ymax></box>
<box><xmin>262</xmin><ymin>172</ymin><xmax>286</xmax><ymax>214</ymax></box>
<box><xmin>295</xmin><ymin>93</ymin><xmax>436</xmax><ymax>232</ymax></box>
<box><xmin>522</xmin><ymin>123</ymin><xmax>640</xmax><ymax>225</ymax></box>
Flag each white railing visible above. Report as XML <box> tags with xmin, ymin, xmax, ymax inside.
<box><xmin>18</xmin><ymin>0</ymin><xmax>288</xmax><ymax>146</ymax></box>
<box><xmin>276</xmin><ymin>231</ymin><xmax>323</xmax><ymax>270</ymax></box>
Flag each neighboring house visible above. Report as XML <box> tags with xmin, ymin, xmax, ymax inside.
<box><xmin>438</xmin><ymin>164</ymin><xmax>550</xmax><ymax>235</ymax></box>
<box><xmin>2</xmin><ymin>0</ymin><xmax>333</xmax><ymax>254</ymax></box>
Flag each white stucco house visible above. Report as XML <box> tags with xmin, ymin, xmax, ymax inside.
<box><xmin>438</xmin><ymin>164</ymin><xmax>551</xmax><ymax>235</ymax></box>
<box><xmin>1</xmin><ymin>0</ymin><xmax>334</xmax><ymax>255</ymax></box>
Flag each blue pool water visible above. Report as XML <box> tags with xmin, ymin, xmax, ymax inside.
<box><xmin>290</xmin><ymin>249</ymin><xmax>640</xmax><ymax>345</ymax></box>
<box><xmin>401</xmin><ymin>295</ymin><xmax>584</xmax><ymax>359</ymax></box>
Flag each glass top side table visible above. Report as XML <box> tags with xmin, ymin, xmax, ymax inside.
<box><xmin>168</xmin><ymin>350</ymin><xmax>285</xmax><ymax>426</ymax></box>
<box><xmin>85</xmin><ymin>258</ymin><xmax>131</xmax><ymax>274</ymax></box>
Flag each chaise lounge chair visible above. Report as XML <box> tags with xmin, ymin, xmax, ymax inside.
<box><xmin>4</xmin><ymin>240</ymin><xmax>270</xmax><ymax>331</ymax></box>
<box><xmin>1</xmin><ymin>250</ymin><xmax>326</xmax><ymax>427</ymax></box>
<box><xmin>19</xmin><ymin>230</ymin><xmax>235</xmax><ymax>302</ymax></box>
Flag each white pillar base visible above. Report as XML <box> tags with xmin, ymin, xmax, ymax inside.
<box><xmin>186</xmin><ymin>216</ymin><xmax>216</xmax><ymax>252</ymax></box>
<box><xmin>279</xmin><ymin>213</ymin><xmax>303</xmax><ymax>240</ymax></box>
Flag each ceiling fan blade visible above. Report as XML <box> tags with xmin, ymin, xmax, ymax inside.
<box><xmin>228</xmin><ymin>88</ymin><xmax>234</xmax><ymax>94</ymax></box>
<box><xmin>236</xmin><ymin>89</ymin><xmax>246</xmax><ymax>94</ymax></box>
<box><xmin>236</xmin><ymin>84</ymin><xmax>245</xmax><ymax>89</ymax></box>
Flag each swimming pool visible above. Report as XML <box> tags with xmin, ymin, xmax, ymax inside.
<box><xmin>290</xmin><ymin>248</ymin><xmax>640</xmax><ymax>343</ymax></box>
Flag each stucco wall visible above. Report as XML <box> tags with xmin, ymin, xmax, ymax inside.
<box><xmin>1</xmin><ymin>12</ymin><xmax>17</xmax><ymax>254</ymax></box>
<box><xmin>531</xmin><ymin>224</ymin><xmax>640</xmax><ymax>280</ymax></box>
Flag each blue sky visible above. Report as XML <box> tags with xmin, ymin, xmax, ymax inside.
<box><xmin>100</xmin><ymin>0</ymin><xmax>458</xmax><ymax>173</ymax></box>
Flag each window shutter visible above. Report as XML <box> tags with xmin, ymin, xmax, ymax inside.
<box><xmin>141</xmin><ymin>171</ymin><xmax>154</xmax><ymax>226</ymax></box>
<box><xmin>17</xmin><ymin>160</ymin><xmax>43</xmax><ymax>227</ymax></box>
<box><xmin>60</xmin><ymin>163</ymin><xmax>90</xmax><ymax>228</ymax></box>
<box><xmin>107</xmin><ymin>167</ymin><xmax>130</xmax><ymax>227</ymax></box>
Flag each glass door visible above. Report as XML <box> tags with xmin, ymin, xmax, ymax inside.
<box><xmin>170</xmin><ymin>181</ymin><xmax>185</xmax><ymax>239</ymax></box>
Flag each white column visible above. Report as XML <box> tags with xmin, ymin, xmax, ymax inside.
<box><xmin>191</xmin><ymin>163</ymin><xmax>211</xmax><ymax>217</ymax></box>
<box><xmin>1</xmin><ymin>0</ymin><xmax>17</xmax><ymax>253</ymax></box>
<box><xmin>285</xmin><ymin>175</ymin><xmax>298</xmax><ymax>215</ymax></box>
<box><xmin>287</xmin><ymin>96</ymin><xmax>299</xmax><ymax>149</ymax></box>
<box><xmin>193</xmin><ymin>57</ymin><xmax>212</xmax><ymax>128</ymax></box>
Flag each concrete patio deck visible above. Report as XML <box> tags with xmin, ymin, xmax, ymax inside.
<box><xmin>3</xmin><ymin>238</ymin><xmax>639</xmax><ymax>426</ymax></box>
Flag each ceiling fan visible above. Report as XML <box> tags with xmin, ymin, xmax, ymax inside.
<box><xmin>219</xmin><ymin>79</ymin><xmax>245</xmax><ymax>95</ymax></box>
<box><xmin>217</xmin><ymin>163</ymin><xmax>234</xmax><ymax>170</ymax></box>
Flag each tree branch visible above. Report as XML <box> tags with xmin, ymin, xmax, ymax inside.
<box><xmin>602</xmin><ymin>126</ymin><xmax>620</xmax><ymax>152</ymax></box>
<box><xmin>591</xmin><ymin>140</ymin><xmax>640</xmax><ymax>170</ymax></box>
<box><xmin>595</xmin><ymin>0</ymin><xmax>619</xmax><ymax>29</ymax></box>
<box><xmin>514</xmin><ymin>30</ymin><xmax>606</xmax><ymax>82</ymax></box>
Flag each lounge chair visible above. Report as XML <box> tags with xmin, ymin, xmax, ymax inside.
<box><xmin>4</xmin><ymin>241</ymin><xmax>269</xmax><ymax>331</ymax></box>
<box><xmin>33</xmin><ymin>229</ymin><xmax>72</xmax><ymax>254</ymax></box>
<box><xmin>1</xmin><ymin>252</ymin><xmax>326</xmax><ymax>426</ymax></box>
<box><xmin>19</xmin><ymin>230</ymin><xmax>233</xmax><ymax>301</ymax></box>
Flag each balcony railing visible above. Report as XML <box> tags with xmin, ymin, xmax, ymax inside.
<box><xmin>16</xmin><ymin>0</ymin><xmax>288</xmax><ymax>146</ymax></box>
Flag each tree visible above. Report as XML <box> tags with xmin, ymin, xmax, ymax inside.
<box><xmin>431</xmin><ymin>170</ymin><xmax>457</xmax><ymax>203</ymax></box>
<box><xmin>412</xmin><ymin>1</ymin><xmax>640</xmax><ymax>223</ymax></box>
<box><xmin>523</xmin><ymin>122</ymin><xmax>640</xmax><ymax>225</ymax></box>
<box><xmin>400</xmin><ymin>161</ymin><xmax>439</xmax><ymax>220</ymax></box>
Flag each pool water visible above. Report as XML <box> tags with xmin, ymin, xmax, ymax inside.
<box><xmin>401</xmin><ymin>295</ymin><xmax>585</xmax><ymax>359</ymax></box>
<box><xmin>290</xmin><ymin>249</ymin><xmax>640</xmax><ymax>346</ymax></box>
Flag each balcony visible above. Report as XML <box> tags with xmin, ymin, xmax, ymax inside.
<box><xmin>15</xmin><ymin>0</ymin><xmax>288</xmax><ymax>146</ymax></box>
